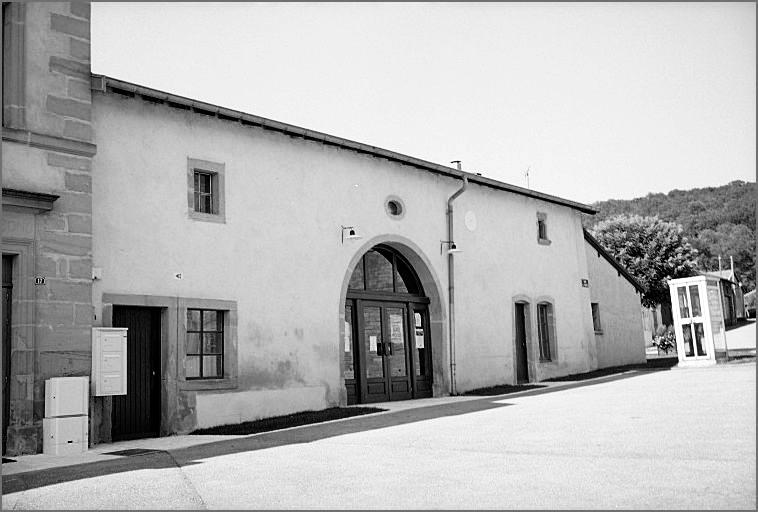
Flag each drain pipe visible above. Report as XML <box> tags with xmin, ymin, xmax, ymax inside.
<box><xmin>447</xmin><ymin>161</ymin><xmax>468</xmax><ymax>396</ymax></box>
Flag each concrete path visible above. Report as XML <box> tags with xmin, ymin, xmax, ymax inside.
<box><xmin>2</xmin><ymin>363</ymin><xmax>755</xmax><ymax>510</ymax></box>
<box><xmin>725</xmin><ymin>318</ymin><xmax>756</xmax><ymax>352</ymax></box>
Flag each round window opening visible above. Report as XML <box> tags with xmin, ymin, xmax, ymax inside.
<box><xmin>385</xmin><ymin>198</ymin><xmax>405</xmax><ymax>218</ymax></box>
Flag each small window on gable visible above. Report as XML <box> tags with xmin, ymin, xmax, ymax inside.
<box><xmin>591</xmin><ymin>302</ymin><xmax>602</xmax><ymax>333</ymax></box>
<box><xmin>537</xmin><ymin>212</ymin><xmax>550</xmax><ymax>245</ymax></box>
<box><xmin>187</xmin><ymin>158</ymin><xmax>226</xmax><ymax>223</ymax></box>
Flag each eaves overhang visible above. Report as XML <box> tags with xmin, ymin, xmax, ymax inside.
<box><xmin>91</xmin><ymin>74</ymin><xmax>597</xmax><ymax>215</ymax></box>
<box><xmin>583</xmin><ymin>229</ymin><xmax>645</xmax><ymax>294</ymax></box>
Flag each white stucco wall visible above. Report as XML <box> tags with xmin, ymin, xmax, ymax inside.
<box><xmin>91</xmin><ymin>92</ymin><xmax>598</xmax><ymax>431</ymax></box>
<box><xmin>585</xmin><ymin>242</ymin><xmax>646</xmax><ymax>368</ymax></box>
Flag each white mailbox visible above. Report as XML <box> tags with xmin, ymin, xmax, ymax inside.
<box><xmin>92</xmin><ymin>327</ymin><xmax>128</xmax><ymax>396</ymax></box>
<box><xmin>45</xmin><ymin>376</ymin><xmax>89</xmax><ymax>417</ymax></box>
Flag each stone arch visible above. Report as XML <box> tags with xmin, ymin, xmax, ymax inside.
<box><xmin>337</xmin><ymin>235</ymin><xmax>448</xmax><ymax>403</ymax></box>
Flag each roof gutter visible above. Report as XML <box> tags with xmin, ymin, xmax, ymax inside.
<box><xmin>90</xmin><ymin>74</ymin><xmax>597</xmax><ymax>215</ymax></box>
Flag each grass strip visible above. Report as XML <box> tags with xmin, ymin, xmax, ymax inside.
<box><xmin>462</xmin><ymin>384</ymin><xmax>547</xmax><ymax>396</ymax></box>
<box><xmin>189</xmin><ymin>406</ymin><xmax>386</xmax><ymax>436</ymax></box>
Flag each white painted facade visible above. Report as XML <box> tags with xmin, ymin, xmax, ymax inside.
<box><xmin>584</xmin><ymin>238</ymin><xmax>646</xmax><ymax>368</ymax></box>
<box><xmin>2</xmin><ymin>1</ymin><xmax>649</xmax><ymax>453</ymax></box>
<box><xmin>89</xmin><ymin>85</ymin><xmax>614</xmax><ymax>433</ymax></box>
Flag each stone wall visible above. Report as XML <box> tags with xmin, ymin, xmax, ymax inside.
<box><xmin>1</xmin><ymin>2</ymin><xmax>94</xmax><ymax>455</ymax></box>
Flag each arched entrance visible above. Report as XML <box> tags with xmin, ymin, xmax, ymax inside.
<box><xmin>343</xmin><ymin>244</ymin><xmax>433</xmax><ymax>404</ymax></box>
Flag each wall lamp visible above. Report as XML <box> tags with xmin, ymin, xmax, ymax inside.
<box><xmin>341</xmin><ymin>225</ymin><xmax>362</xmax><ymax>244</ymax></box>
<box><xmin>440</xmin><ymin>240</ymin><xmax>462</xmax><ymax>254</ymax></box>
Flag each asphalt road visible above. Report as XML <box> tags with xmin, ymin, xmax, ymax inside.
<box><xmin>3</xmin><ymin>362</ymin><xmax>755</xmax><ymax>510</ymax></box>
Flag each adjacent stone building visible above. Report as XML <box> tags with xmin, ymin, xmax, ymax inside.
<box><xmin>2</xmin><ymin>2</ymin><xmax>94</xmax><ymax>455</ymax></box>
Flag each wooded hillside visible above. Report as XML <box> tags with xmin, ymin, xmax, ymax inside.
<box><xmin>583</xmin><ymin>180</ymin><xmax>756</xmax><ymax>291</ymax></box>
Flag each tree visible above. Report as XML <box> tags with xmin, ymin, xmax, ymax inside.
<box><xmin>591</xmin><ymin>215</ymin><xmax>699</xmax><ymax>308</ymax></box>
<box><xmin>692</xmin><ymin>223</ymin><xmax>755</xmax><ymax>290</ymax></box>
<box><xmin>583</xmin><ymin>181</ymin><xmax>756</xmax><ymax>292</ymax></box>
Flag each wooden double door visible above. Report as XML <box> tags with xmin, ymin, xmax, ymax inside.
<box><xmin>344</xmin><ymin>299</ymin><xmax>433</xmax><ymax>404</ymax></box>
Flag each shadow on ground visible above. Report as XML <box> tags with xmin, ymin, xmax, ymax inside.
<box><xmin>2</xmin><ymin>364</ymin><xmax>673</xmax><ymax>495</ymax></box>
<box><xmin>725</xmin><ymin>318</ymin><xmax>755</xmax><ymax>332</ymax></box>
<box><xmin>543</xmin><ymin>357</ymin><xmax>678</xmax><ymax>382</ymax></box>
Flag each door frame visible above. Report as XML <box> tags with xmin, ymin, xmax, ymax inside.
<box><xmin>669</xmin><ymin>277</ymin><xmax>717</xmax><ymax>364</ymax></box>
<box><xmin>101</xmin><ymin>294</ymin><xmax>176</xmax><ymax>442</ymax></box>
<box><xmin>1</xmin><ymin>239</ymin><xmax>35</xmax><ymax>457</ymax></box>
<box><xmin>347</xmin><ymin>294</ymin><xmax>431</xmax><ymax>404</ymax></box>
<box><xmin>513</xmin><ymin>301</ymin><xmax>531</xmax><ymax>384</ymax></box>
<box><xmin>2</xmin><ymin>255</ymin><xmax>14</xmax><ymax>455</ymax></box>
<box><xmin>111</xmin><ymin>305</ymin><xmax>163</xmax><ymax>441</ymax></box>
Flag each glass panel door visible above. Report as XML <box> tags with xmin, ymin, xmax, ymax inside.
<box><xmin>411</xmin><ymin>307</ymin><xmax>433</xmax><ymax>398</ymax></box>
<box><xmin>363</xmin><ymin>306</ymin><xmax>385</xmax><ymax>379</ymax></box>
<box><xmin>677</xmin><ymin>284</ymin><xmax>707</xmax><ymax>359</ymax></box>
<box><xmin>413</xmin><ymin>311</ymin><xmax>426</xmax><ymax>377</ymax></box>
<box><xmin>386</xmin><ymin>308</ymin><xmax>407</xmax><ymax>378</ymax></box>
<box><xmin>344</xmin><ymin>304</ymin><xmax>355</xmax><ymax>380</ymax></box>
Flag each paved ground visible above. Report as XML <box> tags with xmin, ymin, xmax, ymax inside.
<box><xmin>725</xmin><ymin>318</ymin><xmax>756</xmax><ymax>352</ymax></box>
<box><xmin>2</xmin><ymin>362</ymin><xmax>755</xmax><ymax>510</ymax></box>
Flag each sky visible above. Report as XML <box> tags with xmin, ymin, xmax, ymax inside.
<box><xmin>90</xmin><ymin>2</ymin><xmax>756</xmax><ymax>204</ymax></box>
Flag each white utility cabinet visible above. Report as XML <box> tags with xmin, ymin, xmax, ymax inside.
<box><xmin>42</xmin><ymin>376</ymin><xmax>90</xmax><ymax>455</ymax></box>
<box><xmin>92</xmin><ymin>327</ymin><xmax>128</xmax><ymax>396</ymax></box>
<box><xmin>44</xmin><ymin>376</ymin><xmax>89</xmax><ymax>417</ymax></box>
<box><xmin>42</xmin><ymin>416</ymin><xmax>89</xmax><ymax>456</ymax></box>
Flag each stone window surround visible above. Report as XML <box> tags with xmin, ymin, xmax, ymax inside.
<box><xmin>384</xmin><ymin>195</ymin><xmax>406</xmax><ymax>220</ymax></box>
<box><xmin>187</xmin><ymin>158</ymin><xmax>226</xmax><ymax>223</ymax></box>
<box><xmin>537</xmin><ymin>211</ymin><xmax>551</xmax><ymax>245</ymax></box>
<box><xmin>535</xmin><ymin>296</ymin><xmax>558</xmax><ymax>363</ymax></box>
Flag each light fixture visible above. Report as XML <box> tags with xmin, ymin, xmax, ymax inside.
<box><xmin>440</xmin><ymin>240</ymin><xmax>462</xmax><ymax>254</ymax></box>
<box><xmin>341</xmin><ymin>225</ymin><xmax>362</xmax><ymax>244</ymax></box>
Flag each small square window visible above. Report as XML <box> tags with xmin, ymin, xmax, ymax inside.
<box><xmin>187</xmin><ymin>158</ymin><xmax>225</xmax><ymax>223</ymax></box>
<box><xmin>194</xmin><ymin>171</ymin><xmax>215</xmax><ymax>214</ymax></box>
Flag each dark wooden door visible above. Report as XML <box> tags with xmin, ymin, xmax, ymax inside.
<box><xmin>2</xmin><ymin>256</ymin><xmax>13</xmax><ymax>455</ymax></box>
<box><xmin>515</xmin><ymin>303</ymin><xmax>529</xmax><ymax>384</ymax></box>
<box><xmin>112</xmin><ymin>307</ymin><xmax>161</xmax><ymax>441</ymax></box>
<box><xmin>360</xmin><ymin>302</ymin><xmax>412</xmax><ymax>403</ymax></box>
